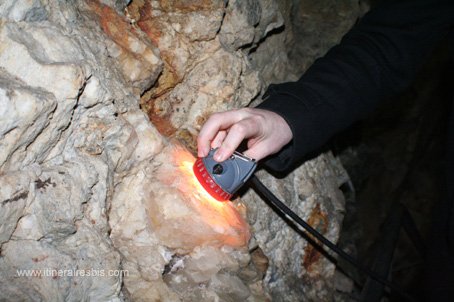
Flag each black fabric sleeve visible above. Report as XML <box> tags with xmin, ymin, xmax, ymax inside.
<box><xmin>257</xmin><ymin>0</ymin><xmax>454</xmax><ymax>173</ymax></box>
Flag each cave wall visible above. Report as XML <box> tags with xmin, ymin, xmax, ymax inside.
<box><xmin>0</xmin><ymin>1</ymin><xmax>361</xmax><ymax>301</ymax></box>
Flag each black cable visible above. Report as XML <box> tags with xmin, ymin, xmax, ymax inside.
<box><xmin>250</xmin><ymin>175</ymin><xmax>416</xmax><ymax>302</ymax></box>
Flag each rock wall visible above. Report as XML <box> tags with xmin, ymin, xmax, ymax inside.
<box><xmin>0</xmin><ymin>0</ymin><xmax>360</xmax><ymax>301</ymax></box>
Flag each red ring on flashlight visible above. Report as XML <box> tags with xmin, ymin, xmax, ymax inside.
<box><xmin>193</xmin><ymin>157</ymin><xmax>232</xmax><ymax>201</ymax></box>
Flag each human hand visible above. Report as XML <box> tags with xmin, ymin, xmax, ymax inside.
<box><xmin>197</xmin><ymin>108</ymin><xmax>293</xmax><ymax>162</ymax></box>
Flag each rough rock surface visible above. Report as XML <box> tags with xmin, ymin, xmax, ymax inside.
<box><xmin>0</xmin><ymin>0</ymin><xmax>360</xmax><ymax>301</ymax></box>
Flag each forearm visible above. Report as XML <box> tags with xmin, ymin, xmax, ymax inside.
<box><xmin>258</xmin><ymin>0</ymin><xmax>454</xmax><ymax>173</ymax></box>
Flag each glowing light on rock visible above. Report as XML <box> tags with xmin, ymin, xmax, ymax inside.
<box><xmin>148</xmin><ymin>144</ymin><xmax>250</xmax><ymax>250</ymax></box>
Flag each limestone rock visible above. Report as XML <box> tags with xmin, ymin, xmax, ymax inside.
<box><xmin>244</xmin><ymin>154</ymin><xmax>349</xmax><ymax>301</ymax></box>
<box><xmin>289</xmin><ymin>0</ymin><xmax>363</xmax><ymax>73</ymax></box>
<box><xmin>219</xmin><ymin>0</ymin><xmax>262</xmax><ymax>50</ymax></box>
<box><xmin>88</xmin><ymin>0</ymin><xmax>163</xmax><ymax>94</ymax></box>
<box><xmin>132</xmin><ymin>0</ymin><xmax>262</xmax><ymax>146</ymax></box>
<box><xmin>219</xmin><ymin>0</ymin><xmax>284</xmax><ymax>51</ymax></box>
<box><xmin>0</xmin><ymin>0</ymin><xmax>356</xmax><ymax>301</ymax></box>
<box><xmin>0</xmin><ymin>0</ymin><xmax>48</xmax><ymax>22</ymax></box>
<box><xmin>109</xmin><ymin>143</ymin><xmax>257</xmax><ymax>301</ymax></box>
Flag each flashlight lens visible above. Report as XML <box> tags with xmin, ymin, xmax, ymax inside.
<box><xmin>212</xmin><ymin>164</ymin><xmax>224</xmax><ymax>175</ymax></box>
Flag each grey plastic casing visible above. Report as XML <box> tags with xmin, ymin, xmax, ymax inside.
<box><xmin>202</xmin><ymin>148</ymin><xmax>257</xmax><ymax>195</ymax></box>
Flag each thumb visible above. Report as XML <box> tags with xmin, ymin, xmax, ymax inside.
<box><xmin>243</xmin><ymin>141</ymin><xmax>275</xmax><ymax>161</ymax></box>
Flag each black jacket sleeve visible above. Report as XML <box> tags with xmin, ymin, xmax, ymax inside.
<box><xmin>257</xmin><ymin>0</ymin><xmax>454</xmax><ymax>173</ymax></box>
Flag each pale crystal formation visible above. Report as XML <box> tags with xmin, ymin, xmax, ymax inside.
<box><xmin>0</xmin><ymin>0</ymin><xmax>359</xmax><ymax>301</ymax></box>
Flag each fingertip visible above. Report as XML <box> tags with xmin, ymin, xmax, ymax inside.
<box><xmin>196</xmin><ymin>134</ymin><xmax>210</xmax><ymax>157</ymax></box>
<box><xmin>197</xmin><ymin>145</ymin><xmax>208</xmax><ymax>158</ymax></box>
<box><xmin>243</xmin><ymin>150</ymin><xmax>257</xmax><ymax>161</ymax></box>
<box><xmin>213</xmin><ymin>150</ymin><xmax>223</xmax><ymax>162</ymax></box>
<box><xmin>214</xmin><ymin>148</ymin><xmax>229</xmax><ymax>162</ymax></box>
<box><xmin>244</xmin><ymin>148</ymin><xmax>265</xmax><ymax>162</ymax></box>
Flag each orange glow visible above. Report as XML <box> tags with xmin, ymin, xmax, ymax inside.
<box><xmin>181</xmin><ymin>160</ymin><xmax>227</xmax><ymax>208</ymax></box>
<box><xmin>163</xmin><ymin>146</ymin><xmax>250</xmax><ymax>248</ymax></box>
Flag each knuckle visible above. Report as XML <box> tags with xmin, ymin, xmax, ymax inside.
<box><xmin>239</xmin><ymin>107</ymin><xmax>251</xmax><ymax>114</ymax></box>
<box><xmin>221</xmin><ymin>142</ymin><xmax>236</xmax><ymax>154</ymax></box>
<box><xmin>251</xmin><ymin>113</ymin><xmax>266</xmax><ymax>125</ymax></box>
<box><xmin>231</xmin><ymin>123</ymin><xmax>247</xmax><ymax>136</ymax></box>
<box><xmin>197</xmin><ymin>128</ymin><xmax>209</xmax><ymax>140</ymax></box>
<box><xmin>231</xmin><ymin>109</ymin><xmax>246</xmax><ymax>119</ymax></box>
<box><xmin>208</xmin><ymin>112</ymin><xmax>222</xmax><ymax>122</ymax></box>
<box><xmin>240</xmin><ymin>107</ymin><xmax>255</xmax><ymax>117</ymax></box>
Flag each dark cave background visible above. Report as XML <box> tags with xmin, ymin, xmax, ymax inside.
<box><xmin>333</xmin><ymin>40</ymin><xmax>453</xmax><ymax>300</ymax></box>
<box><xmin>285</xmin><ymin>1</ymin><xmax>453</xmax><ymax>299</ymax></box>
<box><xmin>257</xmin><ymin>0</ymin><xmax>453</xmax><ymax>299</ymax></box>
